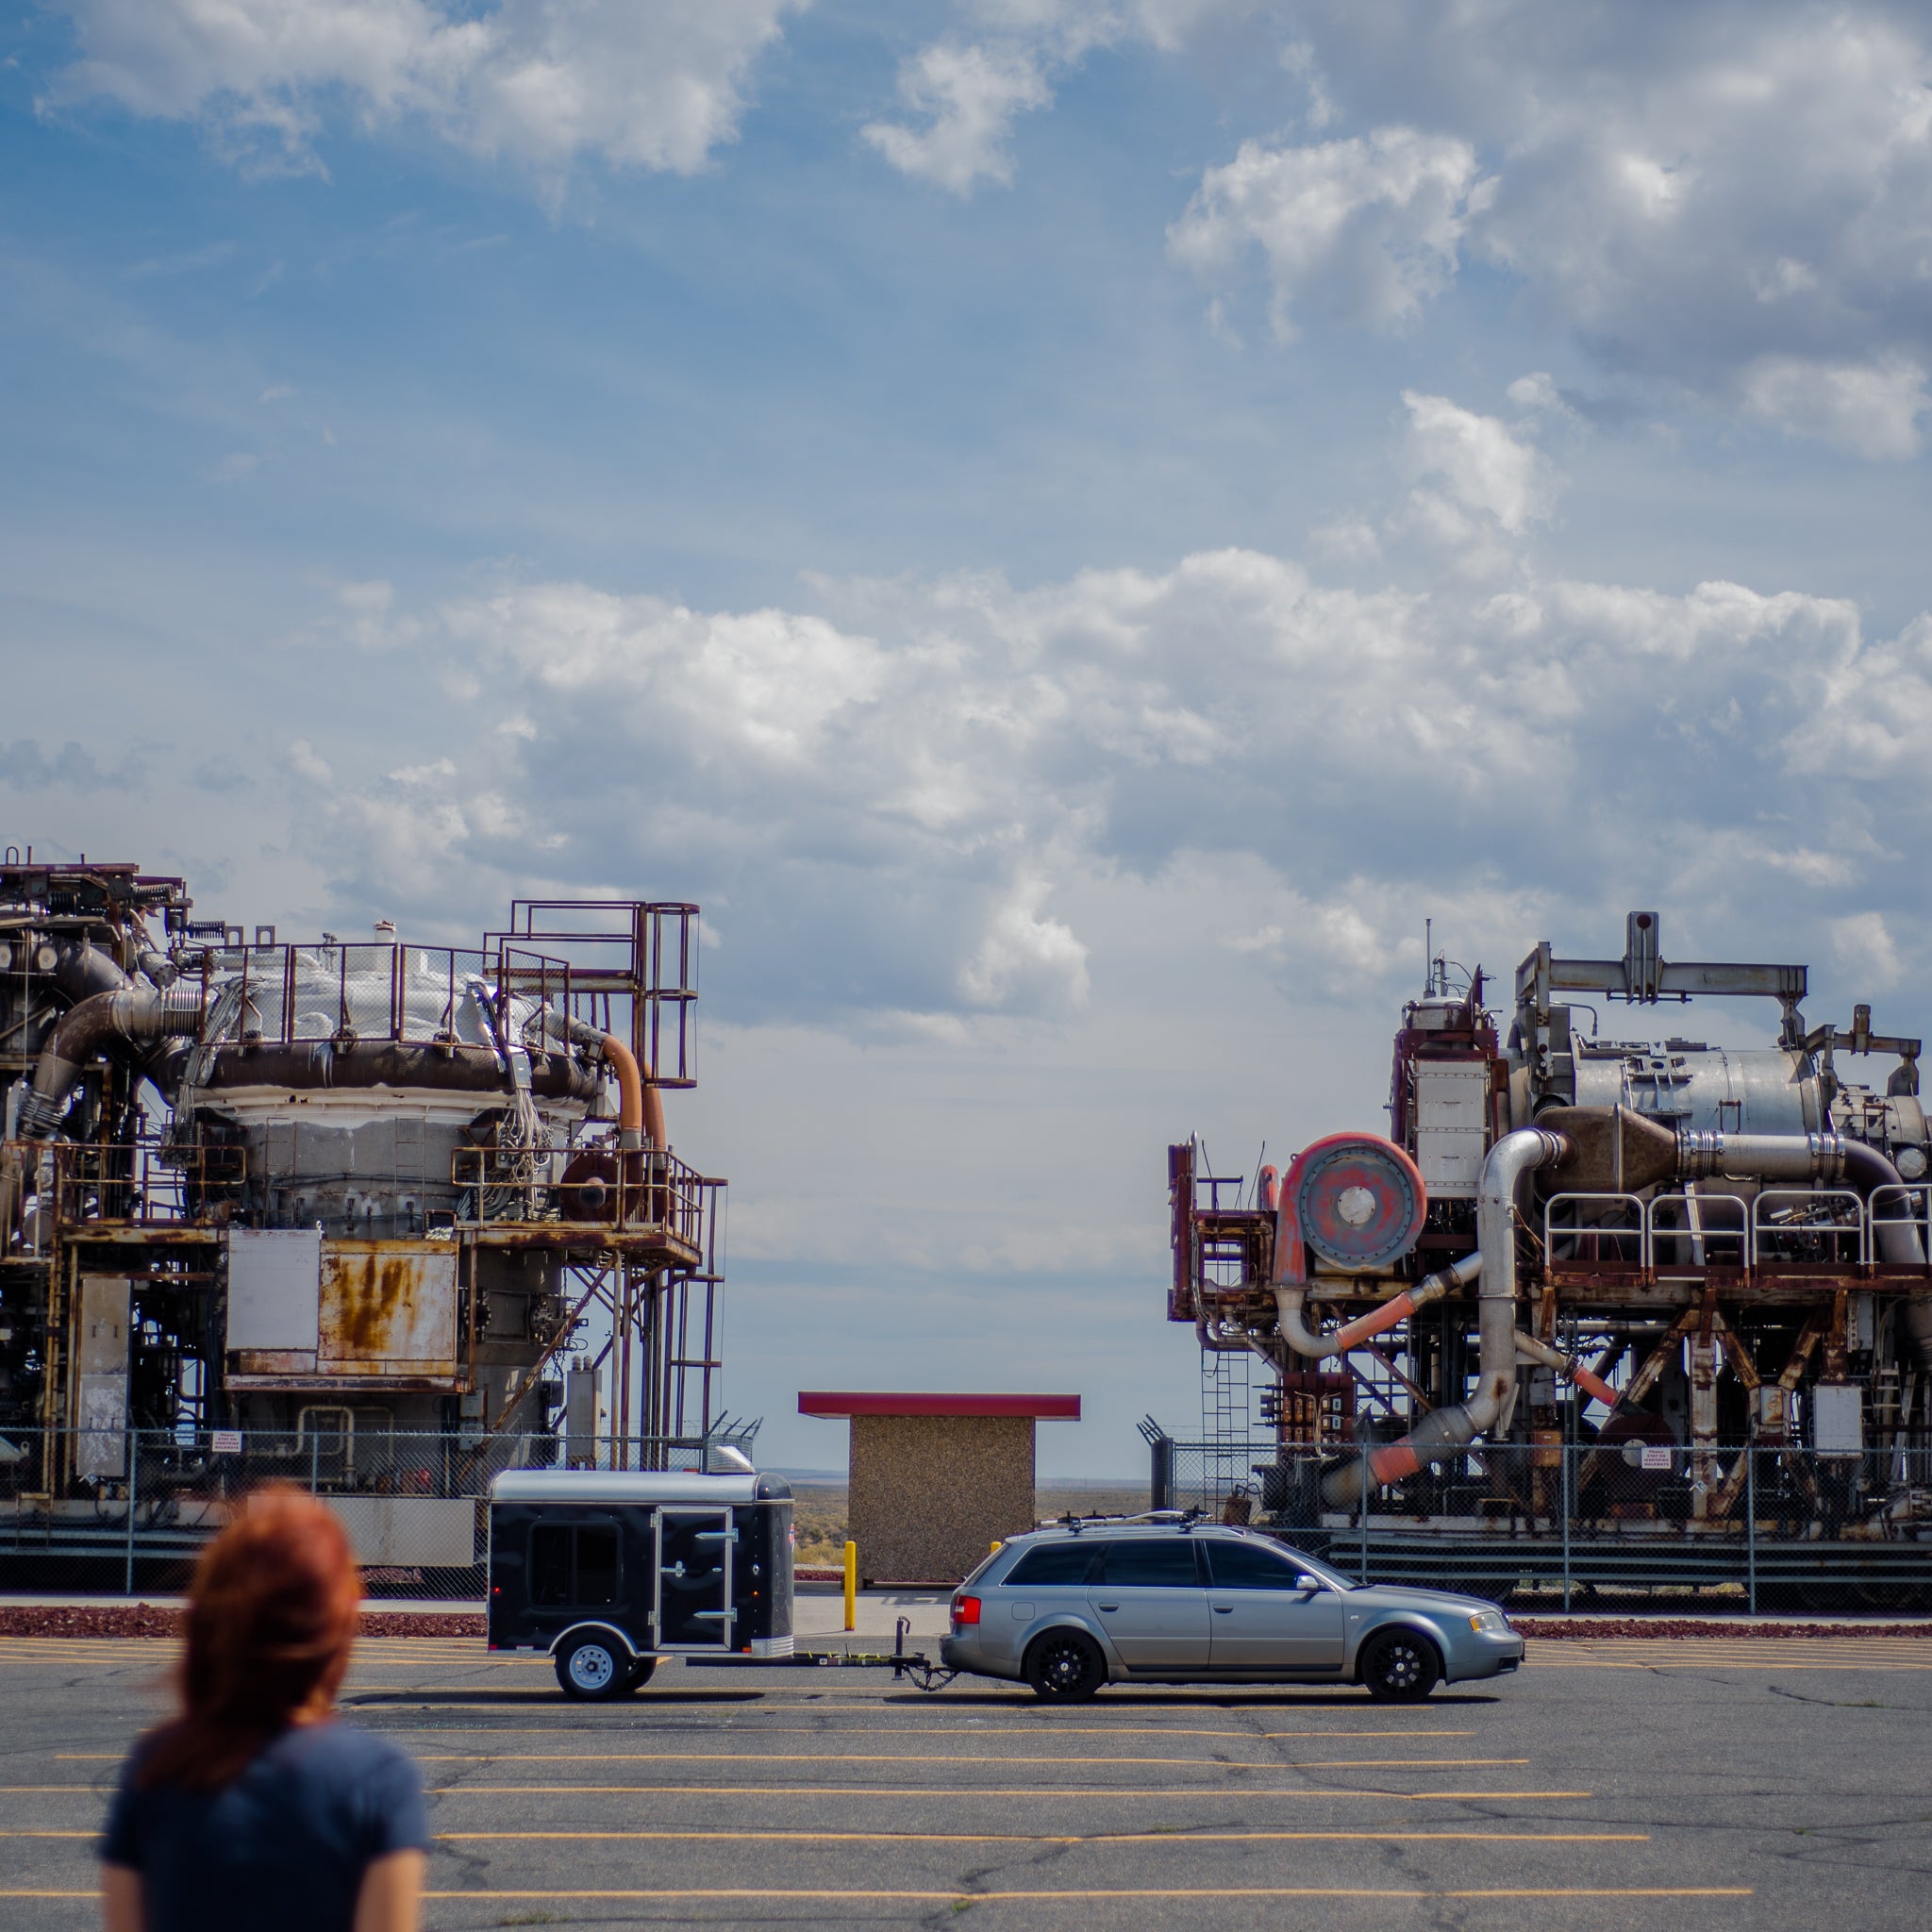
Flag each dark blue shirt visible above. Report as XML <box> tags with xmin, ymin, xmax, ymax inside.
<box><xmin>100</xmin><ymin>1722</ymin><xmax>429</xmax><ymax>1932</ymax></box>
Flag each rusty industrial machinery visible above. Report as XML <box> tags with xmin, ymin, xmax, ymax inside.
<box><xmin>0</xmin><ymin>853</ymin><xmax>728</xmax><ymax>1577</ymax></box>
<box><xmin>1170</xmin><ymin>911</ymin><xmax>1932</xmax><ymax>1601</ymax></box>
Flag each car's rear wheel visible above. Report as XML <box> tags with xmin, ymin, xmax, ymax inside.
<box><xmin>1024</xmin><ymin>1628</ymin><xmax>1106</xmax><ymax>1702</ymax></box>
<box><xmin>1358</xmin><ymin>1627</ymin><xmax>1441</xmax><ymax>1703</ymax></box>
<box><xmin>556</xmin><ymin>1634</ymin><xmax>628</xmax><ymax>1701</ymax></box>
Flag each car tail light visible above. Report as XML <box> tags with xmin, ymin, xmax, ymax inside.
<box><xmin>953</xmin><ymin>1594</ymin><xmax>981</xmax><ymax>1626</ymax></box>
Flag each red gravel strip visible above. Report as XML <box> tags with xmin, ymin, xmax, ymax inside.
<box><xmin>1514</xmin><ymin>1617</ymin><xmax>1932</xmax><ymax>1640</ymax></box>
<box><xmin>4</xmin><ymin>1604</ymin><xmax>1926</xmax><ymax>1641</ymax></box>
<box><xmin>0</xmin><ymin>1605</ymin><xmax>484</xmax><ymax>1640</ymax></box>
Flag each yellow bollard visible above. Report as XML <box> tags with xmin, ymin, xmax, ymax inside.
<box><xmin>991</xmin><ymin>1540</ymin><xmax>1003</xmax><ymax>1555</ymax></box>
<box><xmin>842</xmin><ymin>1539</ymin><xmax>858</xmax><ymax>1633</ymax></box>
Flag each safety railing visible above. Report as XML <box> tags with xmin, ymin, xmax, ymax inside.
<box><xmin>186</xmin><ymin>940</ymin><xmax>579</xmax><ymax>1053</ymax></box>
<box><xmin>1868</xmin><ymin>1184</ymin><xmax>1932</xmax><ymax>1263</ymax></box>
<box><xmin>451</xmin><ymin>1144</ymin><xmax>710</xmax><ymax>1246</ymax></box>
<box><xmin>1544</xmin><ymin>1188</ymin><xmax>1932</xmax><ymax>1274</ymax></box>
<box><xmin>1543</xmin><ymin>1192</ymin><xmax>1647</xmax><ymax>1267</ymax></box>
<box><xmin>48</xmin><ymin>1139</ymin><xmax>247</xmax><ymax>1230</ymax></box>
<box><xmin>1752</xmin><ymin>1189</ymin><xmax>1868</xmax><ymax>1268</ymax></box>
<box><xmin>1646</xmin><ymin>1191</ymin><xmax>1749</xmax><ymax>1271</ymax></box>
<box><xmin>1152</xmin><ymin>1431</ymin><xmax>1932</xmax><ymax>1610</ymax></box>
<box><xmin>0</xmin><ymin>1422</ymin><xmax>760</xmax><ymax>1598</ymax></box>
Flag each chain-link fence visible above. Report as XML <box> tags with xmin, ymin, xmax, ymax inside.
<box><xmin>0</xmin><ymin>1424</ymin><xmax>758</xmax><ymax>1599</ymax></box>
<box><xmin>1151</xmin><ymin>1434</ymin><xmax>1932</xmax><ymax>1612</ymax></box>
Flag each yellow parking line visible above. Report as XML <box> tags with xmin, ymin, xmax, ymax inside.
<box><xmin>341</xmin><ymin>1725</ymin><xmax>1478</xmax><ymax>1740</ymax></box>
<box><xmin>412</xmin><ymin>1888</ymin><xmax>1747</xmax><ymax>1902</ymax></box>
<box><xmin>432</xmin><ymin>1786</ymin><xmax>1591</xmax><ymax>1800</ymax></box>
<box><xmin>441</xmin><ymin>1829</ymin><xmax>1648</xmax><ymax>1844</ymax></box>
<box><xmin>399</xmin><ymin>1752</ymin><xmax>1526</xmax><ymax>1767</ymax></box>
<box><xmin>0</xmin><ymin>1890</ymin><xmax>1749</xmax><ymax>1904</ymax></box>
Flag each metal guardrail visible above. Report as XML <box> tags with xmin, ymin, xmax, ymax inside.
<box><xmin>1544</xmin><ymin>1186</ymin><xmax>1932</xmax><ymax>1273</ymax></box>
<box><xmin>0</xmin><ymin>1424</ymin><xmax>758</xmax><ymax>1599</ymax></box>
<box><xmin>451</xmin><ymin>1145</ymin><xmax>708</xmax><ymax>1243</ymax></box>
<box><xmin>1151</xmin><ymin>1433</ymin><xmax>1932</xmax><ymax>1611</ymax></box>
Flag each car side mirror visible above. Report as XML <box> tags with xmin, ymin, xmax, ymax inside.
<box><xmin>1294</xmin><ymin>1573</ymin><xmax>1327</xmax><ymax>1592</ymax></box>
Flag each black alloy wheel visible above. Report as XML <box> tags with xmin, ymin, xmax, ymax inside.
<box><xmin>556</xmin><ymin>1634</ymin><xmax>627</xmax><ymax>1701</ymax></box>
<box><xmin>1358</xmin><ymin>1627</ymin><xmax>1441</xmax><ymax>1703</ymax></box>
<box><xmin>1024</xmin><ymin>1628</ymin><xmax>1107</xmax><ymax>1702</ymax></box>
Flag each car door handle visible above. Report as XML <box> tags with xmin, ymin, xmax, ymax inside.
<box><xmin>1212</xmin><ymin>1605</ymin><xmax>1234</xmax><ymax>1614</ymax></box>
<box><xmin>1096</xmin><ymin>1603</ymin><xmax>1119</xmax><ymax>1612</ymax></box>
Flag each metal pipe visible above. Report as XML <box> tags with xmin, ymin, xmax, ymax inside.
<box><xmin>1512</xmin><ymin>1331</ymin><xmax>1623</xmax><ymax>1412</ymax></box>
<box><xmin>1274</xmin><ymin>1254</ymin><xmax>1480</xmax><ymax>1360</ymax></box>
<box><xmin>14</xmin><ymin>984</ymin><xmax>204</xmax><ymax>1140</ymax></box>
<box><xmin>533</xmin><ymin>1008</ymin><xmax>665</xmax><ymax>1150</ymax></box>
<box><xmin>1323</xmin><ymin>1129</ymin><xmax>1567</xmax><ymax>1507</ymax></box>
<box><xmin>1675</xmin><ymin>1128</ymin><xmax>1843</xmax><ymax>1183</ymax></box>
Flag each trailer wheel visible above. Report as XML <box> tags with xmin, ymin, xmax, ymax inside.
<box><xmin>1358</xmin><ymin>1628</ymin><xmax>1441</xmax><ymax>1703</ymax></box>
<box><xmin>621</xmin><ymin>1657</ymin><xmax>658</xmax><ymax>1693</ymax></box>
<box><xmin>1024</xmin><ymin>1629</ymin><xmax>1106</xmax><ymax>1702</ymax></box>
<box><xmin>556</xmin><ymin>1635</ymin><xmax>627</xmax><ymax>1701</ymax></box>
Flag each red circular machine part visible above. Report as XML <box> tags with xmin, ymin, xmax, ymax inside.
<box><xmin>1288</xmin><ymin>1133</ymin><xmax>1426</xmax><ymax>1272</ymax></box>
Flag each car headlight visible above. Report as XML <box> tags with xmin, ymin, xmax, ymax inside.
<box><xmin>1468</xmin><ymin>1607</ymin><xmax>1511</xmax><ymax>1635</ymax></box>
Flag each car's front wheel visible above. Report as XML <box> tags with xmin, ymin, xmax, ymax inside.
<box><xmin>1024</xmin><ymin>1628</ymin><xmax>1107</xmax><ymax>1702</ymax></box>
<box><xmin>556</xmin><ymin>1634</ymin><xmax>629</xmax><ymax>1701</ymax></box>
<box><xmin>1358</xmin><ymin>1627</ymin><xmax>1441</xmax><ymax>1703</ymax></box>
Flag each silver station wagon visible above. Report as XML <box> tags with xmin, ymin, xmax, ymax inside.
<box><xmin>939</xmin><ymin>1519</ymin><xmax>1524</xmax><ymax>1701</ymax></box>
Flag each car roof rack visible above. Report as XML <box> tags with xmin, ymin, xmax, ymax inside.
<box><xmin>1048</xmin><ymin>1507</ymin><xmax>1207</xmax><ymax>1534</ymax></box>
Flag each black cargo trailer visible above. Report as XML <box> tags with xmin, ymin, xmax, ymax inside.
<box><xmin>488</xmin><ymin>1468</ymin><xmax>795</xmax><ymax>1698</ymax></box>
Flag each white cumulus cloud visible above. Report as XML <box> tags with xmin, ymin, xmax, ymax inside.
<box><xmin>1169</xmin><ymin>127</ymin><xmax>1487</xmax><ymax>339</ymax></box>
<box><xmin>1740</xmin><ymin>354</ymin><xmax>1931</xmax><ymax>461</ymax></box>
<box><xmin>43</xmin><ymin>0</ymin><xmax>803</xmax><ymax>179</ymax></box>
<box><xmin>861</xmin><ymin>41</ymin><xmax>1053</xmax><ymax>195</ymax></box>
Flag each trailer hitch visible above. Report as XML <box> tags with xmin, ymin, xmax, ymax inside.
<box><xmin>889</xmin><ymin>1615</ymin><xmax>958</xmax><ymax>1693</ymax></box>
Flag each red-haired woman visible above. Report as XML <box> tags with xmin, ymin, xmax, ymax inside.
<box><xmin>98</xmin><ymin>1486</ymin><xmax>427</xmax><ymax>1932</ymax></box>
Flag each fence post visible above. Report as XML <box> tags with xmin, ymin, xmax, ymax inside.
<box><xmin>1746</xmin><ymin>1444</ymin><xmax>1757</xmax><ymax>1617</ymax></box>
<box><xmin>1358</xmin><ymin>1457</ymin><xmax>1369</xmax><ymax>1585</ymax></box>
<box><xmin>310</xmin><ymin>1426</ymin><xmax>320</xmax><ymax>1496</ymax></box>
<box><xmin>1561</xmin><ymin>1441</ymin><xmax>1572</xmax><ymax>1614</ymax></box>
<box><xmin>1150</xmin><ymin>1434</ymin><xmax>1174</xmax><ymax>1513</ymax></box>
<box><xmin>124</xmin><ymin>1428</ymin><xmax>138</xmax><ymax>1598</ymax></box>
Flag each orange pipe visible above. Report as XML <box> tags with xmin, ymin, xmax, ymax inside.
<box><xmin>1330</xmin><ymin>1292</ymin><xmax>1421</xmax><ymax>1352</ymax></box>
<box><xmin>597</xmin><ymin>1031</ymin><xmax>665</xmax><ymax>1149</ymax></box>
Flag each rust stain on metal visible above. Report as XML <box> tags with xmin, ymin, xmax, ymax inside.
<box><xmin>320</xmin><ymin>1241</ymin><xmax>458</xmax><ymax>1373</ymax></box>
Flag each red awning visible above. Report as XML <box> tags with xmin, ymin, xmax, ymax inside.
<box><xmin>797</xmin><ymin>1391</ymin><xmax>1081</xmax><ymax>1420</ymax></box>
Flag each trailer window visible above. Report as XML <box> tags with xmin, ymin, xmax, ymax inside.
<box><xmin>575</xmin><ymin>1525</ymin><xmax>619</xmax><ymax>1604</ymax></box>
<box><xmin>528</xmin><ymin>1522</ymin><xmax>619</xmax><ymax>1607</ymax></box>
<box><xmin>530</xmin><ymin>1524</ymin><xmax>573</xmax><ymax>1606</ymax></box>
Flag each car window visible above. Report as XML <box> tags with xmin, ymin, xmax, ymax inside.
<box><xmin>1098</xmin><ymin>1539</ymin><xmax>1201</xmax><ymax>1588</ymax></box>
<box><xmin>1205</xmin><ymin>1539</ymin><xmax>1303</xmax><ymax>1591</ymax></box>
<box><xmin>1005</xmin><ymin>1542</ymin><xmax>1101</xmax><ymax>1587</ymax></box>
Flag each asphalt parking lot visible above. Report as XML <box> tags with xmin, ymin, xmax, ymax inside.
<box><xmin>2</xmin><ymin>1630</ymin><xmax>1929</xmax><ymax>1928</ymax></box>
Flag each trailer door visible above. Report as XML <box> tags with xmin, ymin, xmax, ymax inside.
<box><xmin>655</xmin><ymin>1508</ymin><xmax>735</xmax><ymax>1648</ymax></box>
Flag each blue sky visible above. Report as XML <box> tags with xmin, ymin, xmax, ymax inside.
<box><xmin>5</xmin><ymin>2</ymin><xmax>1932</xmax><ymax>1472</ymax></box>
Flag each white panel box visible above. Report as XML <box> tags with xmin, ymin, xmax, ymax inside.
<box><xmin>1812</xmin><ymin>1382</ymin><xmax>1864</xmax><ymax>1457</ymax></box>
<box><xmin>1413</xmin><ymin>1064</ymin><xmax>1491</xmax><ymax>1198</ymax></box>
<box><xmin>227</xmin><ymin>1229</ymin><xmax>324</xmax><ymax>1356</ymax></box>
